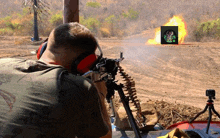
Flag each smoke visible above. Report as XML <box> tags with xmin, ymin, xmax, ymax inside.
<box><xmin>119</xmin><ymin>35</ymin><xmax>160</xmax><ymax>73</ymax></box>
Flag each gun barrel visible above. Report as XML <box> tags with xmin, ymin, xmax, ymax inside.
<box><xmin>115</xmin><ymin>57</ymin><xmax>124</xmax><ymax>63</ymax></box>
<box><xmin>120</xmin><ymin>52</ymin><xmax>123</xmax><ymax>58</ymax></box>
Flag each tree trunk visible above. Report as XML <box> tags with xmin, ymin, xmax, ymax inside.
<box><xmin>33</xmin><ymin>0</ymin><xmax>39</xmax><ymax>41</ymax></box>
<box><xmin>63</xmin><ymin>0</ymin><xmax>79</xmax><ymax>23</ymax></box>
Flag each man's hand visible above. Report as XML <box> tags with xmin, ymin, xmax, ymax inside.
<box><xmin>91</xmin><ymin>72</ymin><xmax>112</xmax><ymax>138</ymax></box>
<box><xmin>91</xmin><ymin>72</ymin><xmax>108</xmax><ymax>98</ymax></box>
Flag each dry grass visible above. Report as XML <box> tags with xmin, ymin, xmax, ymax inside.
<box><xmin>0</xmin><ymin>0</ymin><xmax>220</xmax><ymax>41</ymax></box>
<box><xmin>108</xmin><ymin>99</ymin><xmax>220</xmax><ymax>129</ymax></box>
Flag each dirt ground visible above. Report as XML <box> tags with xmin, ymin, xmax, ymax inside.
<box><xmin>1</xmin><ymin>35</ymin><xmax>220</xmax><ymax>128</ymax></box>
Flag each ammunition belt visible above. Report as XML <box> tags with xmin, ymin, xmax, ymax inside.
<box><xmin>118</xmin><ymin>65</ymin><xmax>147</xmax><ymax>129</ymax></box>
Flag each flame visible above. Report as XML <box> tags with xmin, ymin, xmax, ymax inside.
<box><xmin>146</xmin><ymin>15</ymin><xmax>187</xmax><ymax>45</ymax></box>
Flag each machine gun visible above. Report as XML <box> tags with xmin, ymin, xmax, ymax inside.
<box><xmin>82</xmin><ymin>52</ymin><xmax>146</xmax><ymax>138</ymax></box>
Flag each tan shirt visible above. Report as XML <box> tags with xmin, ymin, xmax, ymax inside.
<box><xmin>0</xmin><ymin>58</ymin><xmax>108</xmax><ymax>138</ymax></box>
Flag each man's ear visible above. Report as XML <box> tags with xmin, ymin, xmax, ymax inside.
<box><xmin>37</xmin><ymin>42</ymin><xmax>47</xmax><ymax>59</ymax></box>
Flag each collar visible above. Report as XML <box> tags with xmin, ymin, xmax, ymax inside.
<box><xmin>48</xmin><ymin>61</ymin><xmax>70</xmax><ymax>70</ymax></box>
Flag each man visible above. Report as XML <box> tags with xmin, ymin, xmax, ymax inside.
<box><xmin>0</xmin><ymin>22</ymin><xmax>110</xmax><ymax>137</ymax></box>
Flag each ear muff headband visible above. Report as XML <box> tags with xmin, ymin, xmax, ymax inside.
<box><xmin>36</xmin><ymin>41</ymin><xmax>101</xmax><ymax>74</ymax></box>
<box><xmin>37</xmin><ymin>42</ymin><xmax>47</xmax><ymax>59</ymax></box>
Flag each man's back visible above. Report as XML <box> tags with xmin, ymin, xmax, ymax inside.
<box><xmin>0</xmin><ymin>58</ymin><xmax>108</xmax><ymax>137</ymax></box>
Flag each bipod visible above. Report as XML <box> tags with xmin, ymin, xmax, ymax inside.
<box><xmin>111</xmin><ymin>82</ymin><xmax>142</xmax><ymax>138</ymax></box>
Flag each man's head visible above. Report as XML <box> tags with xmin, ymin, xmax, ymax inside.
<box><xmin>39</xmin><ymin>22</ymin><xmax>98</xmax><ymax>73</ymax></box>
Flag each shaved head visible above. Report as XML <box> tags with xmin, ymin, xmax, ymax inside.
<box><xmin>48</xmin><ymin>22</ymin><xmax>98</xmax><ymax>53</ymax></box>
<box><xmin>39</xmin><ymin>22</ymin><xmax>98</xmax><ymax>72</ymax></box>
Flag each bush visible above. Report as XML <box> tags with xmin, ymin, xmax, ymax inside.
<box><xmin>86</xmin><ymin>2</ymin><xmax>101</xmax><ymax>8</ymax></box>
<box><xmin>50</xmin><ymin>12</ymin><xmax>63</xmax><ymax>27</ymax></box>
<box><xmin>0</xmin><ymin>8</ymin><xmax>37</xmax><ymax>36</ymax></box>
<box><xmin>105</xmin><ymin>15</ymin><xmax>115</xmax><ymax>23</ymax></box>
<box><xmin>22</xmin><ymin>7</ymin><xmax>32</xmax><ymax>15</ymax></box>
<box><xmin>122</xmin><ymin>8</ymin><xmax>139</xmax><ymax>20</ymax></box>
<box><xmin>2</xmin><ymin>16</ymin><xmax>12</xmax><ymax>22</ymax></box>
<box><xmin>104</xmin><ymin>15</ymin><xmax>117</xmax><ymax>36</ymax></box>
<box><xmin>0</xmin><ymin>16</ymin><xmax>18</xmax><ymax>35</ymax></box>
<box><xmin>0</xmin><ymin>9</ymin><xmax>61</xmax><ymax>36</ymax></box>
<box><xmin>80</xmin><ymin>16</ymin><xmax>100</xmax><ymax>35</ymax></box>
<box><xmin>5</xmin><ymin>22</ymin><xmax>21</xmax><ymax>30</ymax></box>
<box><xmin>195</xmin><ymin>18</ymin><xmax>220</xmax><ymax>41</ymax></box>
<box><xmin>100</xmin><ymin>27</ymin><xmax>110</xmax><ymax>37</ymax></box>
<box><xmin>0</xmin><ymin>28</ymin><xmax>13</xmax><ymax>35</ymax></box>
<box><xmin>79</xmin><ymin>16</ymin><xmax>86</xmax><ymax>26</ymax></box>
<box><xmin>19</xmin><ymin>14</ymin><xmax>34</xmax><ymax>36</ymax></box>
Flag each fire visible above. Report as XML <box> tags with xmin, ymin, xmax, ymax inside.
<box><xmin>146</xmin><ymin>15</ymin><xmax>187</xmax><ymax>45</ymax></box>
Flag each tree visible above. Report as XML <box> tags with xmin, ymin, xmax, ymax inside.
<box><xmin>22</xmin><ymin>0</ymin><xmax>79</xmax><ymax>40</ymax></box>
<box><xmin>22</xmin><ymin>0</ymin><xmax>50</xmax><ymax>41</ymax></box>
<box><xmin>63</xmin><ymin>0</ymin><xmax>79</xmax><ymax>23</ymax></box>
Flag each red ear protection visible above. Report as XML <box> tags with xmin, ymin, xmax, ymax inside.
<box><xmin>36</xmin><ymin>41</ymin><xmax>98</xmax><ymax>74</ymax></box>
<box><xmin>71</xmin><ymin>52</ymin><xmax>97</xmax><ymax>74</ymax></box>
<box><xmin>37</xmin><ymin>42</ymin><xmax>47</xmax><ymax>59</ymax></box>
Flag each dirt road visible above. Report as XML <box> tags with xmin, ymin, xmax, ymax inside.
<box><xmin>1</xmin><ymin>36</ymin><xmax>220</xmax><ymax>126</ymax></box>
<box><xmin>99</xmin><ymin>38</ymin><xmax>220</xmax><ymax>111</ymax></box>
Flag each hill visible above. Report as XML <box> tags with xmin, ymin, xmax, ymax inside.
<box><xmin>0</xmin><ymin>0</ymin><xmax>219</xmax><ymax>41</ymax></box>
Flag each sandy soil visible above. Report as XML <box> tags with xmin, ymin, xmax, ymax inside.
<box><xmin>98</xmin><ymin>36</ymin><xmax>220</xmax><ymax>127</ymax></box>
<box><xmin>1</xmin><ymin>35</ymin><xmax>220</xmax><ymax>128</ymax></box>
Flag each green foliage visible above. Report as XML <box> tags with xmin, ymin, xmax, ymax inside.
<box><xmin>22</xmin><ymin>7</ymin><xmax>31</xmax><ymax>15</ymax></box>
<box><xmin>86</xmin><ymin>2</ymin><xmax>101</xmax><ymax>8</ymax></box>
<box><xmin>87</xmin><ymin>17</ymin><xmax>100</xmax><ymax>29</ymax></box>
<box><xmin>50</xmin><ymin>12</ymin><xmax>63</xmax><ymax>26</ymax></box>
<box><xmin>122</xmin><ymin>8</ymin><xmax>139</xmax><ymax>20</ymax></box>
<box><xmin>16</xmin><ymin>13</ymin><xmax>22</xmax><ymax>18</ymax></box>
<box><xmin>79</xmin><ymin>15</ymin><xmax>87</xmax><ymax>26</ymax></box>
<box><xmin>128</xmin><ymin>8</ymin><xmax>139</xmax><ymax>20</ymax></box>
<box><xmin>5</xmin><ymin>22</ymin><xmax>21</xmax><ymax>30</ymax></box>
<box><xmin>122</xmin><ymin>12</ymin><xmax>128</xmax><ymax>18</ymax></box>
<box><xmin>105</xmin><ymin>15</ymin><xmax>115</xmax><ymax>23</ymax></box>
<box><xmin>1</xmin><ymin>16</ymin><xmax>12</xmax><ymax>22</ymax></box>
<box><xmin>80</xmin><ymin>16</ymin><xmax>100</xmax><ymax>34</ymax></box>
<box><xmin>0</xmin><ymin>7</ymin><xmax>35</xmax><ymax>36</ymax></box>
<box><xmin>0</xmin><ymin>16</ymin><xmax>17</xmax><ymax>33</ymax></box>
<box><xmin>0</xmin><ymin>28</ymin><xmax>13</xmax><ymax>35</ymax></box>
<box><xmin>195</xmin><ymin>18</ymin><xmax>220</xmax><ymax>41</ymax></box>
<box><xmin>103</xmin><ymin>15</ymin><xmax>117</xmax><ymax>36</ymax></box>
<box><xmin>198</xmin><ymin>18</ymin><xmax>220</xmax><ymax>33</ymax></box>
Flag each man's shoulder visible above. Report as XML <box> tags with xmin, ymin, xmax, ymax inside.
<box><xmin>0</xmin><ymin>58</ymin><xmax>28</xmax><ymax>71</ymax></box>
<box><xmin>61</xmin><ymin>72</ymin><xmax>95</xmax><ymax>92</ymax></box>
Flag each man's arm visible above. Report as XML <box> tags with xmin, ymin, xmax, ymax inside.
<box><xmin>60</xmin><ymin>74</ymin><xmax>109</xmax><ymax>137</ymax></box>
<box><xmin>93</xmin><ymin>81</ymin><xmax>112</xmax><ymax>138</ymax></box>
